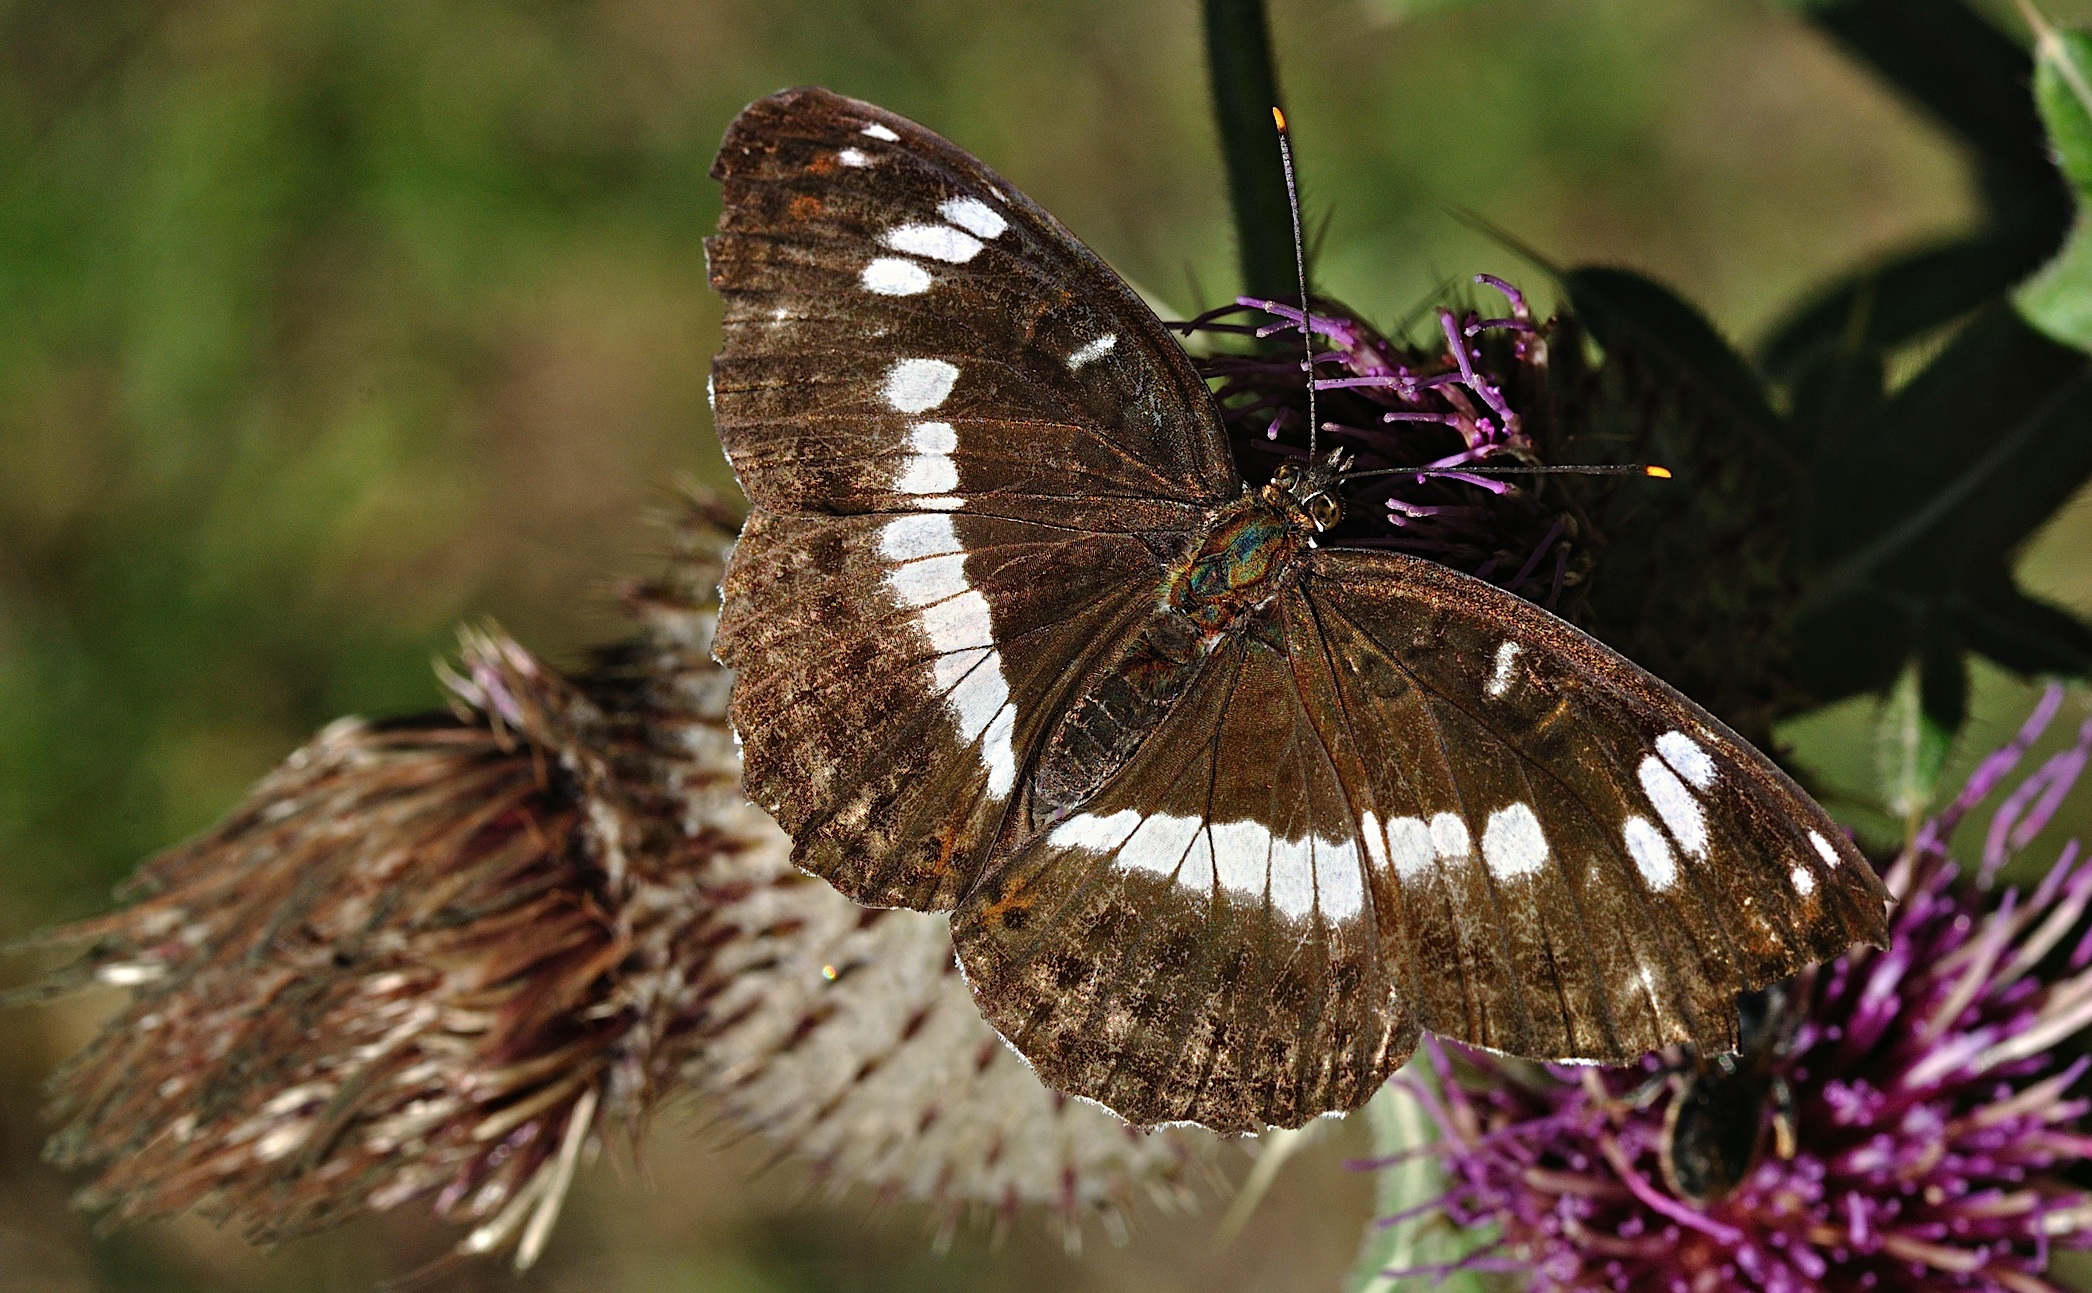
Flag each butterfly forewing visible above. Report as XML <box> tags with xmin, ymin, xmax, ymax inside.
<box><xmin>709</xmin><ymin>87</ymin><xmax>1890</xmax><ymax>1132</ymax></box>
<box><xmin>708</xmin><ymin>87</ymin><xmax>1238</xmax><ymax>523</ymax></box>
<box><xmin>721</xmin><ymin>509</ymin><xmax>1161</xmax><ymax>908</ymax></box>
<box><xmin>710</xmin><ymin>88</ymin><xmax>1244</xmax><ymax>908</ymax></box>
<box><xmin>956</xmin><ymin>633</ymin><xmax>1412</xmax><ymax>1132</ymax></box>
<box><xmin>1302</xmin><ymin>549</ymin><xmax>1886</xmax><ymax>1062</ymax></box>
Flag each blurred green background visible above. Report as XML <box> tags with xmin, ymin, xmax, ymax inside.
<box><xmin>6</xmin><ymin>0</ymin><xmax>2092</xmax><ymax>1289</ymax></box>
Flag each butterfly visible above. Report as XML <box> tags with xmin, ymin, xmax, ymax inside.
<box><xmin>706</xmin><ymin>86</ymin><xmax>1890</xmax><ymax>1134</ymax></box>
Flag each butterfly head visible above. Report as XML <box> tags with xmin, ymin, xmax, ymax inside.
<box><xmin>1265</xmin><ymin>447</ymin><xmax>1354</xmax><ymax>533</ymax></box>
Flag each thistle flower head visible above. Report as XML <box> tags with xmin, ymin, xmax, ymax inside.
<box><xmin>1184</xmin><ymin>279</ymin><xmax>1615</xmax><ymax>612</ymax></box>
<box><xmin>1399</xmin><ymin>687</ymin><xmax>2092</xmax><ymax>1292</ymax></box>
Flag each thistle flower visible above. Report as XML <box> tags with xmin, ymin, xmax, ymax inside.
<box><xmin>1182</xmin><ymin>280</ymin><xmax>1609</xmax><ymax>614</ymax></box>
<box><xmin>16</xmin><ymin>498</ymin><xmax>1213</xmax><ymax>1267</ymax></box>
<box><xmin>1387</xmin><ymin>686</ymin><xmax>2092</xmax><ymax>1292</ymax></box>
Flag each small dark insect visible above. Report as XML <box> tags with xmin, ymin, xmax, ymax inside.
<box><xmin>1659</xmin><ymin>982</ymin><xmax>1798</xmax><ymax>1203</ymax></box>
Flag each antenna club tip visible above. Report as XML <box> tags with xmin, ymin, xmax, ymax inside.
<box><xmin>1644</xmin><ymin>464</ymin><xmax>1673</xmax><ymax>480</ymax></box>
<box><xmin>1271</xmin><ymin>106</ymin><xmax>1287</xmax><ymax>130</ymax></box>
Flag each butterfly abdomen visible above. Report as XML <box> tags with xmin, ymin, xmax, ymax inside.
<box><xmin>1031</xmin><ymin>497</ymin><xmax>1307</xmax><ymax>824</ymax></box>
<box><xmin>1031</xmin><ymin>617</ymin><xmax>1205</xmax><ymax>824</ymax></box>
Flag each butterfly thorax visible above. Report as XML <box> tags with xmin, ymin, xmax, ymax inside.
<box><xmin>1169</xmin><ymin>495</ymin><xmax>1307</xmax><ymax>630</ymax></box>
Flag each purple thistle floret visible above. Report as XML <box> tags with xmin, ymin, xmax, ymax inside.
<box><xmin>1180</xmin><ymin>278</ymin><xmax>1599</xmax><ymax>610</ymax></box>
<box><xmin>1391</xmin><ymin>686</ymin><xmax>2092</xmax><ymax>1292</ymax></box>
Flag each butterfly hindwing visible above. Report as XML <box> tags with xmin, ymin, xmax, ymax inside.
<box><xmin>955</xmin><ymin>629</ymin><xmax>1412</xmax><ymax>1133</ymax></box>
<box><xmin>1300</xmin><ymin>548</ymin><xmax>1888</xmax><ymax>1062</ymax></box>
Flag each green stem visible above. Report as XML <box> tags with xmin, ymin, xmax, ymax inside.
<box><xmin>1204</xmin><ymin>0</ymin><xmax>1297</xmax><ymax>302</ymax></box>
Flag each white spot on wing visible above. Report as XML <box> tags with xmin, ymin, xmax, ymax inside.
<box><xmin>879</xmin><ymin>513</ymin><xmax>962</xmax><ymax>561</ymax></box>
<box><xmin>1066</xmin><ymin>333</ymin><xmax>1119</xmax><ymax>370</ymax></box>
<box><xmin>1179</xmin><ymin>828</ymin><xmax>1216</xmax><ymax>892</ymax></box>
<box><xmin>1269</xmin><ymin>835</ymin><xmax>1315</xmax><ymax>919</ymax></box>
<box><xmin>893</xmin><ymin>421</ymin><xmax>961</xmax><ymax>501</ymax></box>
<box><xmin>1791</xmin><ymin>864</ymin><xmax>1817</xmax><ymax>896</ymax></box>
<box><xmin>1210</xmin><ymin>819</ymin><xmax>1270</xmax><ymax>898</ymax></box>
<box><xmin>1315</xmin><ymin>836</ymin><xmax>1364</xmax><ymax>920</ymax></box>
<box><xmin>1657</xmin><ymin>731</ymin><xmax>1718</xmax><ymax>790</ymax></box>
<box><xmin>882</xmin><ymin>358</ymin><xmax>958</xmax><ymax>413</ymax></box>
<box><xmin>938</xmin><ymin>196</ymin><xmax>1007</xmax><ymax>239</ymax></box>
<box><xmin>1480</xmin><ymin>802</ymin><xmax>1548</xmax><ymax>880</ymax></box>
<box><xmin>1057</xmin><ymin>815</ymin><xmax>1364</xmax><ymax>918</ymax></box>
<box><xmin>887</xmin><ymin>552</ymin><xmax>968</xmax><ymax>607</ymax></box>
<box><xmin>838</xmin><ymin>147</ymin><xmax>870</xmax><ymax>168</ymax></box>
<box><xmin>909</xmin><ymin>421</ymin><xmax>958</xmax><ymax>453</ymax></box>
<box><xmin>1359</xmin><ymin>811</ymin><xmax>1389</xmax><ymax>870</ymax></box>
<box><xmin>883</xmin><ymin>223</ymin><xmax>984</xmax><ymax>263</ymax></box>
<box><xmin>920</xmin><ymin>589</ymin><xmax>994</xmax><ymax>652</ymax></box>
<box><xmin>860</xmin><ymin>257</ymin><xmax>930</xmax><ymax>295</ymax></box>
<box><xmin>1810</xmin><ymin>830</ymin><xmax>1841</xmax><ymax>868</ymax></box>
<box><xmin>1622</xmin><ymin>815</ymin><xmax>1676</xmax><ymax>890</ymax></box>
<box><xmin>1486</xmin><ymin>641</ymin><xmax>1521</xmax><ymax>698</ymax></box>
<box><xmin>880</xmin><ymin>515</ymin><xmax>1015</xmax><ymax>799</ymax></box>
<box><xmin>1430</xmin><ymin>812</ymin><xmax>1471</xmax><ymax>860</ymax></box>
<box><xmin>896</xmin><ymin>453</ymin><xmax>958</xmax><ymax>495</ymax></box>
<box><xmin>1638</xmin><ymin>755</ymin><xmax>1708</xmax><ymax>859</ymax></box>
<box><xmin>981</xmin><ymin>703</ymin><xmax>1016</xmax><ymax>797</ymax></box>
<box><xmin>1051</xmin><ymin>809</ymin><xmax>1142</xmax><ymax>852</ymax></box>
<box><xmin>945</xmin><ymin>661</ymin><xmax>1003</xmax><ymax>738</ymax></box>
<box><xmin>1121</xmin><ymin>813</ymin><xmax>1204</xmax><ymax>877</ymax></box>
<box><xmin>931</xmin><ymin>646</ymin><xmax>988</xmax><ymax>694</ymax></box>
<box><xmin>1387</xmin><ymin>816</ymin><xmax>1434</xmax><ymax>879</ymax></box>
<box><xmin>860</xmin><ymin>123</ymin><xmax>901</xmax><ymax>142</ymax></box>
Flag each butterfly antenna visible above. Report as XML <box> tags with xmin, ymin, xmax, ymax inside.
<box><xmin>1273</xmin><ymin>106</ymin><xmax>1315</xmax><ymax>459</ymax></box>
<box><xmin>1348</xmin><ymin>463</ymin><xmax>1674</xmax><ymax>481</ymax></box>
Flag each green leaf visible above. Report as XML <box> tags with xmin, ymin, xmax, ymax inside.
<box><xmin>1792</xmin><ymin>583</ymin><xmax>1916</xmax><ymax>706</ymax></box>
<box><xmin>1959</xmin><ymin>569</ymin><xmax>2092</xmax><ymax>675</ymax></box>
<box><xmin>1875</xmin><ymin>661</ymin><xmax>1955</xmax><ymax>836</ymax></box>
<box><xmin>2015</xmin><ymin>23</ymin><xmax>2092</xmax><ymax>353</ymax></box>
<box><xmin>2015</xmin><ymin>214</ymin><xmax>2092</xmax><ymax>350</ymax></box>
<box><xmin>2033</xmin><ymin>25</ymin><xmax>2092</xmax><ymax>195</ymax></box>
<box><xmin>1806</xmin><ymin>306</ymin><xmax>2092</xmax><ymax>591</ymax></box>
<box><xmin>1764</xmin><ymin>230</ymin><xmax>2069</xmax><ymax>376</ymax></box>
<box><xmin>1203</xmin><ymin>0</ymin><xmax>1297</xmax><ymax>303</ymax></box>
<box><xmin>1919</xmin><ymin>613</ymin><xmax>1970</xmax><ymax>735</ymax></box>
<box><xmin>1760</xmin><ymin>0</ymin><xmax>2073</xmax><ymax>375</ymax></box>
<box><xmin>1563</xmin><ymin>267</ymin><xmax>1791</xmax><ymax>462</ymax></box>
<box><xmin>1346</xmin><ymin>1068</ymin><xmax>1488</xmax><ymax>1293</ymax></box>
<box><xmin>1787</xmin><ymin>334</ymin><xmax>1885</xmax><ymax>454</ymax></box>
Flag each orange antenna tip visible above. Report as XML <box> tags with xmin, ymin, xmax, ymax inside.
<box><xmin>1644</xmin><ymin>464</ymin><xmax>1673</xmax><ymax>479</ymax></box>
<box><xmin>1272</xmin><ymin>106</ymin><xmax>1287</xmax><ymax>130</ymax></box>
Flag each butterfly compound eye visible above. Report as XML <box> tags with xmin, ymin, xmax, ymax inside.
<box><xmin>1272</xmin><ymin>462</ymin><xmax>1301</xmax><ymax>488</ymax></box>
<box><xmin>1307</xmin><ymin>494</ymin><xmax>1341</xmax><ymax>531</ymax></box>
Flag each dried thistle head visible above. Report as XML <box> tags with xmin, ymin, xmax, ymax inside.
<box><xmin>18</xmin><ymin>496</ymin><xmax>1217</xmax><ymax>1268</ymax></box>
<box><xmin>28</xmin><ymin>636</ymin><xmax>718</xmax><ymax>1267</ymax></box>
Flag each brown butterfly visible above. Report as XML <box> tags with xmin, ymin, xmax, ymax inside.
<box><xmin>706</xmin><ymin>86</ymin><xmax>1889</xmax><ymax>1133</ymax></box>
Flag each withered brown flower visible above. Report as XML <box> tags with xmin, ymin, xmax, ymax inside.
<box><xmin>15</xmin><ymin>498</ymin><xmax>1215</xmax><ymax>1268</ymax></box>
